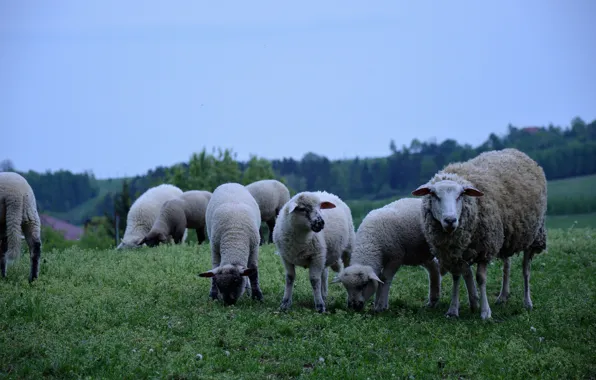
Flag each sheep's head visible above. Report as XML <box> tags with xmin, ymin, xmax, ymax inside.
<box><xmin>286</xmin><ymin>193</ymin><xmax>336</xmax><ymax>233</ymax></box>
<box><xmin>198</xmin><ymin>264</ymin><xmax>256</xmax><ymax>306</ymax></box>
<box><xmin>412</xmin><ymin>179</ymin><xmax>483</xmax><ymax>233</ymax></box>
<box><xmin>332</xmin><ymin>265</ymin><xmax>383</xmax><ymax>311</ymax></box>
<box><xmin>116</xmin><ymin>236</ymin><xmax>145</xmax><ymax>250</ymax></box>
<box><xmin>139</xmin><ymin>231</ymin><xmax>167</xmax><ymax>247</ymax></box>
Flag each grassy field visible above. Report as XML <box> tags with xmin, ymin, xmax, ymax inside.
<box><xmin>1</xmin><ymin>229</ymin><xmax>595</xmax><ymax>379</ymax></box>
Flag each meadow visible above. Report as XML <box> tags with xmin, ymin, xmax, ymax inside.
<box><xmin>1</xmin><ymin>228</ymin><xmax>595</xmax><ymax>379</ymax></box>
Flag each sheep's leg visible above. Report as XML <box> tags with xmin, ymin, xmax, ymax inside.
<box><xmin>446</xmin><ymin>273</ymin><xmax>461</xmax><ymax>317</ymax></box>
<box><xmin>422</xmin><ymin>259</ymin><xmax>441</xmax><ymax>308</ymax></box>
<box><xmin>375</xmin><ymin>264</ymin><xmax>399</xmax><ymax>312</ymax></box>
<box><xmin>309</xmin><ymin>265</ymin><xmax>326</xmax><ymax>313</ymax></box>
<box><xmin>209</xmin><ymin>246</ymin><xmax>221</xmax><ymax>300</ymax></box>
<box><xmin>522</xmin><ymin>250</ymin><xmax>533</xmax><ymax>310</ymax></box>
<box><xmin>0</xmin><ymin>236</ymin><xmax>7</xmax><ymax>278</ymax></box>
<box><xmin>258</xmin><ymin>224</ymin><xmax>266</xmax><ymax>246</ymax></box>
<box><xmin>196</xmin><ymin>228</ymin><xmax>206</xmax><ymax>245</ymax></box>
<box><xmin>22</xmin><ymin>222</ymin><xmax>41</xmax><ymax>283</ymax></box>
<box><xmin>463</xmin><ymin>265</ymin><xmax>479</xmax><ymax>312</ymax></box>
<box><xmin>496</xmin><ymin>257</ymin><xmax>511</xmax><ymax>304</ymax></box>
<box><xmin>266</xmin><ymin>220</ymin><xmax>275</xmax><ymax>245</ymax></box>
<box><xmin>320</xmin><ymin>267</ymin><xmax>328</xmax><ymax>302</ymax></box>
<box><xmin>476</xmin><ymin>262</ymin><xmax>491</xmax><ymax>319</ymax></box>
<box><xmin>247</xmin><ymin>247</ymin><xmax>263</xmax><ymax>301</ymax></box>
<box><xmin>280</xmin><ymin>261</ymin><xmax>296</xmax><ymax>311</ymax></box>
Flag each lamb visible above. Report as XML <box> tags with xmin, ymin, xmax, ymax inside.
<box><xmin>273</xmin><ymin>190</ymin><xmax>355</xmax><ymax>313</ymax></box>
<box><xmin>411</xmin><ymin>148</ymin><xmax>547</xmax><ymax>320</ymax></box>
<box><xmin>140</xmin><ymin>190</ymin><xmax>212</xmax><ymax>247</ymax></box>
<box><xmin>245</xmin><ymin>179</ymin><xmax>291</xmax><ymax>245</ymax></box>
<box><xmin>116</xmin><ymin>183</ymin><xmax>186</xmax><ymax>249</ymax></box>
<box><xmin>0</xmin><ymin>172</ymin><xmax>42</xmax><ymax>282</ymax></box>
<box><xmin>198</xmin><ymin>182</ymin><xmax>263</xmax><ymax>306</ymax></box>
<box><xmin>332</xmin><ymin>197</ymin><xmax>442</xmax><ymax>312</ymax></box>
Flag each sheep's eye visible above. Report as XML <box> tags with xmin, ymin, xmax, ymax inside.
<box><xmin>431</xmin><ymin>192</ymin><xmax>440</xmax><ymax>201</ymax></box>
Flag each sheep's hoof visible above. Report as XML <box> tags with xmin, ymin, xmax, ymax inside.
<box><xmin>251</xmin><ymin>289</ymin><xmax>264</xmax><ymax>301</ymax></box>
<box><xmin>315</xmin><ymin>303</ymin><xmax>326</xmax><ymax>313</ymax></box>
<box><xmin>425</xmin><ymin>299</ymin><xmax>440</xmax><ymax>308</ymax></box>
<box><xmin>280</xmin><ymin>299</ymin><xmax>292</xmax><ymax>311</ymax></box>
<box><xmin>495</xmin><ymin>293</ymin><xmax>509</xmax><ymax>304</ymax></box>
<box><xmin>480</xmin><ymin>309</ymin><xmax>492</xmax><ymax>320</ymax></box>
<box><xmin>445</xmin><ymin>309</ymin><xmax>459</xmax><ymax>318</ymax></box>
<box><xmin>524</xmin><ymin>299</ymin><xmax>533</xmax><ymax>311</ymax></box>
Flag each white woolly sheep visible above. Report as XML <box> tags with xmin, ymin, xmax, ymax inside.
<box><xmin>412</xmin><ymin>148</ymin><xmax>547</xmax><ymax>320</ymax></box>
<box><xmin>116</xmin><ymin>183</ymin><xmax>186</xmax><ymax>249</ymax></box>
<box><xmin>0</xmin><ymin>172</ymin><xmax>42</xmax><ymax>282</ymax></box>
<box><xmin>198</xmin><ymin>182</ymin><xmax>263</xmax><ymax>306</ymax></box>
<box><xmin>140</xmin><ymin>190</ymin><xmax>212</xmax><ymax>247</ymax></box>
<box><xmin>245</xmin><ymin>179</ymin><xmax>291</xmax><ymax>245</ymax></box>
<box><xmin>273</xmin><ymin>190</ymin><xmax>355</xmax><ymax>313</ymax></box>
<box><xmin>332</xmin><ymin>197</ymin><xmax>442</xmax><ymax>312</ymax></box>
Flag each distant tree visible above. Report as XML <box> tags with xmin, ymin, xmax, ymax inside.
<box><xmin>0</xmin><ymin>159</ymin><xmax>15</xmax><ymax>172</ymax></box>
<box><xmin>242</xmin><ymin>155</ymin><xmax>275</xmax><ymax>185</ymax></box>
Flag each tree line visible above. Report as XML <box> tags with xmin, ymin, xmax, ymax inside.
<box><xmin>2</xmin><ymin>116</ymin><xmax>595</xmax><ymax>227</ymax></box>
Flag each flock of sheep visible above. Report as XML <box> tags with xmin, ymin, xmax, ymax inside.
<box><xmin>0</xmin><ymin>148</ymin><xmax>548</xmax><ymax>319</ymax></box>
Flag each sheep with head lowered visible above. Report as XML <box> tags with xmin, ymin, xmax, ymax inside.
<box><xmin>245</xmin><ymin>179</ymin><xmax>291</xmax><ymax>245</ymax></box>
<box><xmin>411</xmin><ymin>148</ymin><xmax>547</xmax><ymax>320</ymax></box>
<box><xmin>139</xmin><ymin>190</ymin><xmax>212</xmax><ymax>247</ymax></box>
<box><xmin>116</xmin><ymin>184</ymin><xmax>186</xmax><ymax>249</ymax></box>
<box><xmin>332</xmin><ymin>197</ymin><xmax>444</xmax><ymax>312</ymax></box>
<box><xmin>198</xmin><ymin>183</ymin><xmax>263</xmax><ymax>306</ymax></box>
<box><xmin>273</xmin><ymin>190</ymin><xmax>354</xmax><ymax>313</ymax></box>
<box><xmin>0</xmin><ymin>172</ymin><xmax>42</xmax><ymax>282</ymax></box>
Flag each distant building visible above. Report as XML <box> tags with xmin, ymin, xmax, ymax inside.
<box><xmin>39</xmin><ymin>214</ymin><xmax>84</xmax><ymax>240</ymax></box>
<box><xmin>522</xmin><ymin>126</ymin><xmax>542</xmax><ymax>134</ymax></box>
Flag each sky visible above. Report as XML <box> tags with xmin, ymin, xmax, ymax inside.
<box><xmin>1</xmin><ymin>0</ymin><xmax>595</xmax><ymax>179</ymax></box>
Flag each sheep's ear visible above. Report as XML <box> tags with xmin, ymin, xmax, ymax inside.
<box><xmin>331</xmin><ymin>275</ymin><xmax>342</xmax><ymax>284</ymax></box>
<box><xmin>412</xmin><ymin>184</ymin><xmax>432</xmax><ymax>196</ymax></box>
<box><xmin>198</xmin><ymin>269</ymin><xmax>217</xmax><ymax>278</ymax></box>
<box><xmin>240</xmin><ymin>267</ymin><xmax>256</xmax><ymax>276</ymax></box>
<box><xmin>369</xmin><ymin>272</ymin><xmax>384</xmax><ymax>284</ymax></box>
<box><xmin>319</xmin><ymin>201</ymin><xmax>336</xmax><ymax>210</ymax></box>
<box><xmin>463</xmin><ymin>186</ymin><xmax>484</xmax><ymax>197</ymax></box>
<box><xmin>287</xmin><ymin>201</ymin><xmax>298</xmax><ymax>213</ymax></box>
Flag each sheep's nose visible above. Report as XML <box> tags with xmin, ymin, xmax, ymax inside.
<box><xmin>443</xmin><ymin>217</ymin><xmax>457</xmax><ymax>226</ymax></box>
<box><xmin>311</xmin><ymin>218</ymin><xmax>324</xmax><ymax>232</ymax></box>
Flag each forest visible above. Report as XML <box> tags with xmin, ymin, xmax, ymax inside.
<box><xmin>2</xmin><ymin>116</ymin><xmax>595</xmax><ymax>231</ymax></box>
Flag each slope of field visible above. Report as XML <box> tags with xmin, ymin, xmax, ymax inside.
<box><xmin>1</xmin><ymin>229</ymin><xmax>594</xmax><ymax>378</ymax></box>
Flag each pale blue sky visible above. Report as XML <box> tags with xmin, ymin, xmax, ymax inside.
<box><xmin>1</xmin><ymin>0</ymin><xmax>595</xmax><ymax>179</ymax></box>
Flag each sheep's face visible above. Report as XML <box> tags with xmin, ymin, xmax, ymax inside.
<box><xmin>198</xmin><ymin>265</ymin><xmax>256</xmax><ymax>306</ymax></box>
<box><xmin>286</xmin><ymin>195</ymin><xmax>336</xmax><ymax>233</ymax></box>
<box><xmin>412</xmin><ymin>180</ymin><xmax>483</xmax><ymax>233</ymax></box>
<box><xmin>334</xmin><ymin>265</ymin><xmax>383</xmax><ymax>311</ymax></box>
<box><xmin>116</xmin><ymin>237</ymin><xmax>144</xmax><ymax>250</ymax></box>
<box><xmin>140</xmin><ymin>231</ymin><xmax>167</xmax><ymax>247</ymax></box>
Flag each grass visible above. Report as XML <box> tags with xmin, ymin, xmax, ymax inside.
<box><xmin>1</xmin><ymin>229</ymin><xmax>595</xmax><ymax>379</ymax></box>
<box><xmin>546</xmin><ymin>213</ymin><xmax>596</xmax><ymax>229</ymax></box>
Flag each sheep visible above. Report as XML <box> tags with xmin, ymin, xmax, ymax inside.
<box><xmin>411</xmin><ymin>148</ymin><xmax>547</xmax><ymax>319</ymax></box>
<box><xmin>0</xmin><ymin>172</ymin><xmax>42</xmax><ymax>282</ymax></box>
<box><xmin>331</xmin><ymin>197</ymin><xmax>442</xmax><ymax>312</ymax></box>
<box><xmin>140</xmin><ymin>190</ymin><xmax>212</xmax><ymax>247</ymax></box>
<box><xmin>273</xmin><ymin>190</ymin><xmax>355</xmax><ymax>313</ymax></box>
<box><xmin>245</xmin><ymin>179</ymin><xmax>291</xmax><ymax>245</ymax></box>
<box><xmin>198</xmin><ymin>183</ymin><xmax>263</xmax><ymax>305</ymax></box>
<box><xmin>116</xmin><ymin>183</ymin><xmax>186</xmax><ymax>249</ymax></box>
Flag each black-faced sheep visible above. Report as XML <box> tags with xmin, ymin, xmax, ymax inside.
<box><xmin>333</xmin><ymin>198</ymin><xmax>443</xmax><ymax>312</ymax></box>
<box><xmin>116</xmin><ymin>184</ymin><xmax>185</xmax><ymax>249</ymax></box>
<box><xmin>198</xmin><ymin>183</ymin><xmax>263</xmax><ymax>306</ymax></box>
<box><xmin>273</xmin><ymin>190</ymin><xmax>354</xmax><ymax>313</ymax></box>
<box><xmin>245</xmin><ymin>179</ymin><xmax>291</xmax><ymax>245</ymax></box>
<box><xmin>0</xmin><ymin>172</ymin><xmax>42</xmax><ymax>282</ymax></box>
<box><xmin>140</xmin><ymin>190</ymin><xmax>212</xmax><ymax>247</ymax></box>
<box><xmin>412</xmin><ymin>148</ymin><xmax>547</xmax><ymax>319</ymax></box>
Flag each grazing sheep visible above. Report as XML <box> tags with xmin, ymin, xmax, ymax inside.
<box><xmin>273</xmin><ymin>190</ymin><xmax>355</xmax><ymax>313</ymax></box>
<box><xmin>140</xmin><ymin>190</ymin><xmax>212</xmax><ymax>247</ymax></box>
<box><xmin>0</xmin><ymin>172</ymin><xmax>42</xmax><ymax>282</ymax></box>
<box><xmin>116</xmin><ymin>184</ymin><xmax>185</xmax><ymax>249</ymax></box>
<box><xmin>412</xmin><ymin>148</ymin><xmax>547</xmax><ymax>319</ymax></box>
<box><xmin>332</xmin><ymin>198</ymin><xmax>442</xmax><ymax>312</ymax></box>
<box><xmin>198</xmin><ymin>183</ymin><xmax>263</xmax><ymax>305</ymax></box>
<box><xmin>245</xmin><ymin>179</ymin><xmax>291</xmax><ymax>245</ymax></box>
